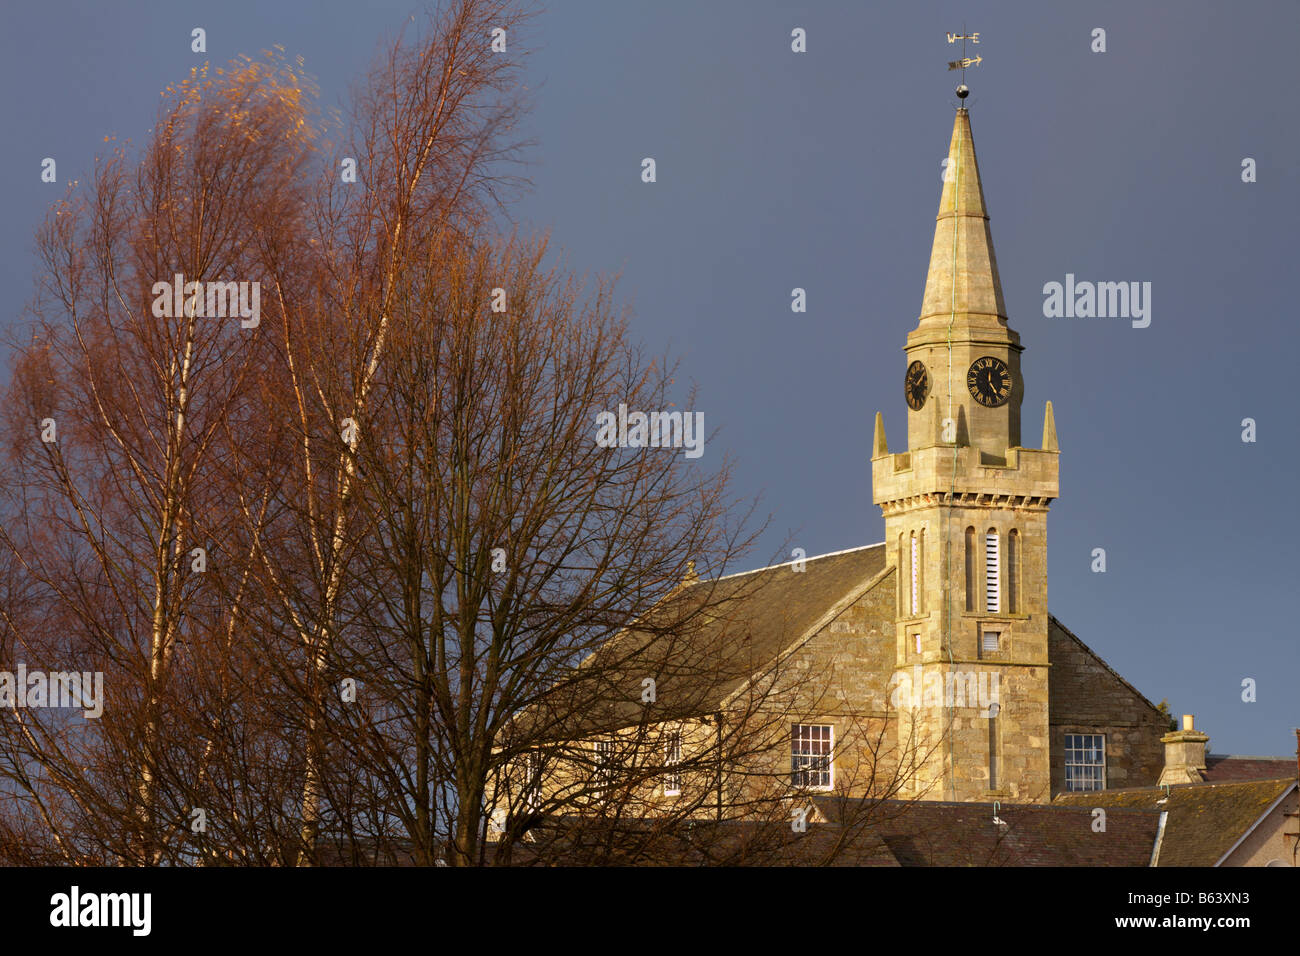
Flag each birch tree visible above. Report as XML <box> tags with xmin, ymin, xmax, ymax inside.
<box><xmin>0</xmin><ymin>52</ymin><xmax>316</xmax><ymax>863</ymax></box>
<box><xmin>240</xmin><ymin>0</ymin><xmax>533</xmax><ymax>863</ymax></box>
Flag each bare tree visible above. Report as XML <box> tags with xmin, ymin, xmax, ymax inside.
<box><xmin>235</xmin><ymin>0</ymin><xmax>534</xmax><ymax>864</ymax></box>
<box><xmin>0</xmin><ymin>0</ymin><xmax>939</xmax><ymax>869</ymax></box>
<box><xmin>0</xmin><ymin>52</ymin><xmax>316</xmax><ymax>864</ymax></box>
<box><xmin>281</xmin><ymin>222</ymin><xmax>759</xmax><ymax>865</ymax></box>
<box><xmin>0</xmin><ymin>0</ymin><xmax>537</xmax><ymax>865</ymax></box>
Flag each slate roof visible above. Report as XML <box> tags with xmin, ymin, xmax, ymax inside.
<box><xmin>514</xmin><ymin>815</ymin><xmax>901</xmax><ymax>867</ymax></box>
<box><xmin>1053</xmin><ymin>778</ymin><xmax>1297</xmax><ymax>866</ymax></box>
<box><xmin>812</xmin><ymin>797</ymin><xmax>1161</xmax><ymax>867</ymax></box>
<box><xmin>1202</xmin><ymin>754</ymin><xmax>1297</xmax><ymax>783</ymax></box>
<box><xmin>631</xmin><ymin>543</ymin><xmax>889</xmax><ymax>708</ymax></box>
<box><xmin>522</xmin><ymin>544</ymin><xmax>889</xmax><ymax>739</ymax></box>
<box><xmin>513</xmin><ymin>798</ymin><xmax>1161</xmax><ymax>866</ymax></box>
<box><xmin>316</xmin><ymin>840</ymin><xmax>424</xmax><ymax>866</ymax></box>
<box><xmin>525</xmin><ymin>542</ymin><xmax>1165</xmax><ymax>743</ymax></box>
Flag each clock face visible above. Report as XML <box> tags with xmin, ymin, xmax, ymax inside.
<box><xmin>905</xmin><ymin>361</ymin><xmax>929</xmax><ymax>411</ymax></box>
<box><xmin>967</xmin><ymin>356</ymin><xmax>1012</xmax><ymax>408</ymax></box>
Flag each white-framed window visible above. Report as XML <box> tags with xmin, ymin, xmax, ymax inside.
<box><xmin>524</xmin><ymin>751</ymin><xmax>544</xmax><ymax>809</ymax></box>
<box><xmin>1064</xmin><ymin>733</ymin><xmax>1106</xmax><ymax>791</ymax></box>
<box><xmin>913</xmin><ymin>632</ymin><xmax>922</xmax><ymax>655</ymax></box>
<box><xmin>985</xmin><ymin>531</ymin><xmax>1000</xmax><ymax>613</ymax></box>
<box><xmin>593</xmin><ymin>739</ymin><xmax>616</xmax><ymax>798</ymax></box>
<box><xmin>982</xmin><ymin>630</ymin><xmax>1000</xmax><ymax>655</ymax></box>
<box><xmin>663</xmin><ymin>729</ymin><xmax>682</xmax><ymax>796</ymax></box>
<box><xmin>791</xmin><ymin>724</ymin><xmax>833</xmax><ymax>790</ymax></box>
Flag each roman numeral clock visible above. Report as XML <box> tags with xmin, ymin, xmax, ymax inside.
<box><xmin>966</xmin><ymin>356</ymin><xmax>1012</xmax><ymax>408</ymax></box>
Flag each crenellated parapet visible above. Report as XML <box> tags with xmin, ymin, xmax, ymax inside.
<box><xmin>872</xmin><ymin>440</ymin><xmax>1059</xmax><ymax>509</ymax></box>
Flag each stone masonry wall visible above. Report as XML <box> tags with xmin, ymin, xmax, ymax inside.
<box><xmin>1048</xmin><ymin>617</ymin><xmax>1167</xmax><ymax>793</ymax></box>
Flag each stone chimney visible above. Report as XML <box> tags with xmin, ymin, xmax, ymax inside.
<box><xmin>1158</xmin><ymin>714</ymin><xmax>1209</xmax><ymax>786</ymax></box>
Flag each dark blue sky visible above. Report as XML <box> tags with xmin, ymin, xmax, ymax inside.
<box><xmin>2</xmin><ymin>1</ymin><xmax>1296</xmax><ymax>756</ymax></box>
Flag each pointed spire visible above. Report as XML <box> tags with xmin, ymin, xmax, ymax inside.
<box><xmin>917</xmin><ymin>109</ymin><xmax>1009</xmax><ymax>332</ymax></box>
<box><xmin>873</xmin><ymin>411</ymin><xmax>888</xmax><ymax>458</ymax></box>
<box><xmin>1041</xmin><ymin>401</ymin><xmax>1058</xmax><ymax>451</ymax></box>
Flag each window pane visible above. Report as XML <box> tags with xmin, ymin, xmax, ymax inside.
<box><xmin>1064</xmin><ymin>734</ymin><xmax>1104</xmax><ymax>791</ymax></box>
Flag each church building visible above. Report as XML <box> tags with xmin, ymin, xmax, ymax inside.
<box><xmin>864</xmin><ymin>103</ymin><xmax>1166</xmax><ymax>800</ymax></box>
<box><xmin>516</xmin><ymin>105</ymin><xmax>1170</xmax><ymax>816</ymax></box>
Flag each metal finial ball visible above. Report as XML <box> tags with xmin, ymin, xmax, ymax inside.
<box><xmin>956</xmin><ymin>84</ymin><xmax>970</xmax><ymax>99</ymax></box>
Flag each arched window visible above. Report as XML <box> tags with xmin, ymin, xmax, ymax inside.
<box><xmin>1007</xmin><ymin>529</ymin><xmax>1019</xmax><ymax>614</ymax></box>
<box><xmin>897</xmin><ymin>533</ymin><xmax>906</xmax><ymax>615</ymax></box>
<box><xmin>985</xmin><ymin>529</ymin><xmax>1000</xmax><ymax>613</ymax></box>
<box><xmin>910</xmin><ymin>532</ymin><xmax>919</xmax><ymax>616</ymax></box>
<box><xmin>919</xmin><ymin>530</ymin><xmax>925</xmax><ymax>614</ymax></box>
<box><xmin>964</xmin><ymin>526</ymin><xmax>976</xmax><ymax>612</ymax></box>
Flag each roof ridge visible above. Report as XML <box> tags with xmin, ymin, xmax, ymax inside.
<box><xmin>1207</xmin><ymin>753</ymin><xmax>1295</xmax><ymax>761</ymax></box>
<box><xmin>1055</xmin><ymin>778</ymin><xmax>1295</xmax><ymax>797</ymax></box>
<box><xmin>815</xmin><ymin>795</ymin><xmax>1161</xmax><ymax>814</ymax></box>
<box><xmin>712</xmin><ymin>541</ymin><xmax>886</xmax><ymax>582</ymax></box>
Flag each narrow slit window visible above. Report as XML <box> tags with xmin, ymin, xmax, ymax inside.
<box><xmin>988</xmin><ymin>713</ymin><xmax>1000</xmax><ymax>790</ymax></box>
<box><xmin>910</xmin><ymin>532</ymin><xmax>919</xmax><ymax>616</ymax></box>
<box><xmin>898</xmin><ymin>533</ymin><xmax>906</xmax><ymax>615</ymax></box>
<box><xmin>1007</xmin><ymin>529</ymin><xmax>1019</xmax><ymax>614</ymax></box>
<box><xmin>964</xmin><ymin>527</ymin><xmax>976</xmax><ymax>612</ymax></box>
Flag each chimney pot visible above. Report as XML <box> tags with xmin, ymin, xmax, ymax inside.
<box><xmin>1182</xmin><ymin>714</ymin><xmax>1194</xmax><ymax>731</ymax></box>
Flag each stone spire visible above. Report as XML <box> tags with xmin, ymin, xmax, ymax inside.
<box><xmin>1041</xmin><ymin>401</ymin><xmax>1058</xmax><ymax>452</ymax></box>
<box><xmin>916</xmin><ymin>108</ymin><xmax>1009</xmax><ymax>334</ymax></box>
<box><xmin>903</xmin><ymin>107</ymin><xmax>1022</xmax><ymax>456</ymax></box>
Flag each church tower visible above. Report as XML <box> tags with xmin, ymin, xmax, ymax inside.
<box><xmin>871</xmin><ymin>106</ymin><xmax>1060</xmax><ymax>802</ymax></box>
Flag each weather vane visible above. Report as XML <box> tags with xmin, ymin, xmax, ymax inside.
<box><xmin>946</xmin><ymin>28</ymin><xmax>981</xmax><ymax>100</ymax></box>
